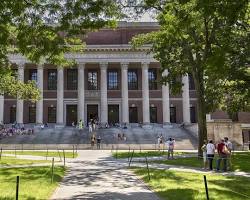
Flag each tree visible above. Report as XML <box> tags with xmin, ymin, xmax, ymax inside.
<box><xmin>132</xmin><ymin>0</ymin><xmax>250</xmax><ymax>155</ymax></box>
<box><xmin>0</xmin><ymin>0</ymin><xmax>121</xmax><ymax>100</ymax></box>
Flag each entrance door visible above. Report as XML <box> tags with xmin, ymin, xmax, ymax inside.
<box><xmin>129</xmin><ymin>107</ymin><xmax>138</xmax><ymax>123</ymax></box>
<box><xmin>66</xmin><ymin>105</ymin><xmax>77</xmax><ymax>126</ymax></box>
<box><xmin>87</xmin><ymin>104</ymin><xmax>98</xmax><ymax>124</ymax></box>
<box><xmin>108</xmin><ymin>105</ymin><xmax>119</xmax><ymax>124</ymax></box>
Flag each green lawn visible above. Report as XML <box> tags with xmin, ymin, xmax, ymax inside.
<box><xmin>133</xmin><ymin>167</ymin><xmax>250</xmax><ymax>200</ymax></box>
<box><xmin>0</xmin><ymin>166</ymin><xmax>65</xmax><ymax>200</ymax></box>
<box><xmin>3</xmin><ymin>150</ymin><xmax>78</xmax><ymax>158</ymax></box>
<box><xmin>0</xmin><ymin>156</ymin><xmax>51</xmax><ymax>166</ymax></box>
<box><xmin>152</xmin><ymin>152</ymin><xmax>250</xmax><ymax>172</ymax></box>
<box><xmin>112</xmin><ymin>150</ymin><xmax>192</xmax><ymax>159</ymax></box>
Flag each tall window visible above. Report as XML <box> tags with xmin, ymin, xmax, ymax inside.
<box><xmin>170</xmin><ymin>106</ymin><xmax>176</xmax><ymax>123</ymax></box>
<box><xmin>190</xmin><ymin>106</ymin><xmax>196</xmax><ymax>123</ymax></box>
<box><xmin>129</xmin><ymin>107</ymin><xmax>138</xmax><ymax>123</ymax></box>
<box><xmin>148</xmin><ymin>69</ymin><xmax>158</xmax><ymax>90</ymax></box>
<box><xmin>48</xmin><ymin>69</ymin><xmax>57</xmax><ymax>90</ymax></box>
<box><xmin>189</xmin><ymin>74</ymin><xmax>195</xmax><ymax>90</ymax></box>
<box><xmin>128</xmin><ymin>69</ymin><xmax>138</xmax><ymax>90</ymax></box>
<box><xmin>150</xmin><ymin>107</ymin><xmax>157</xmax><ymax>123</ymax></box>
<box><xmin>29</xmin><ymin>106</ymin><xmax>36</xmax><ymax>123</ymax></box>
<box><xmin>108</xmin><ymin>70</ymin><xmax>118</xmax><ymax>90</ymax></box>
<box><xmin>48</xmin><ymin>107</ymin><xmax>56</xmax><ymax>123</ymax></box>
<box><xmin>88</xmin><ymin>71</ymin><xmax>98</xmax><ymax>90</ymax></box>
<box><xmin>10</xmin><ymin>106</ymin><xmax>16</xmax><ymax>123</ymax></box>
<box><xmin>67</xmin><ymin>69</ymin><xmax>77</xmax><ymax>90</ymax></box>
<box><xmin>29</xmin><ymin>69</ymin><xmax>37</xmax><ymax>81</ymax></box>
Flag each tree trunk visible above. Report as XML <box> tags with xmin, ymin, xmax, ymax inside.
<box><xmin>193</xmin><ymin>71</ymin><xmax>207</xmax><ymax>157</ymax></box>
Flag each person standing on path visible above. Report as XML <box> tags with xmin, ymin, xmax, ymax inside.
<box><xmin>216</xmin><ymin>139</ymin><xmax>227</xmax><ymax>171</ymax></box>
<box><xmin>97</xmin><ymin>136</ymin><xmax>101</xmax><ymax>149</ymax></box>
<box><xmin>206</xmin><ymin>140</ymin><xmax>215</xmax><ymax>170</ymax></box>
<box><xmin>166</xmin><ymin>138</ymin><xmax>175</xmax><ymax>160</ymax></box>
<box><xmin>201</xmin><ymin>140</ymin><xmax>208</xmax><ymax>169</ymax></box>
<box><xmin>224</xmin><ymin>137</ymin><xmax>233</xmax><ymax>170</ymax></box>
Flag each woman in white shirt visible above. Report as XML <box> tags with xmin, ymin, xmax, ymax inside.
<box><xmin>206</xmin><ymin>140</ymin><xmax>215</xmax><ymax>170</ymax></box>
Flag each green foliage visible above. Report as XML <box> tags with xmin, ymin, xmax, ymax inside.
<box><xmin>132</xmin><ymin>0</ymin><xmax>250</xmax><ymax>114</ymax></box>
<box><xmin>0</xmin><ymin>0</ymin><xmax>121</xmax><ymax>100</ymax></box>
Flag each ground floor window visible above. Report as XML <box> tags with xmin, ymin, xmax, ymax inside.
<box><xmin>129</xmin><ymin>107</ymin><xmax>138</xmax><ymax>123</ymax></box>
<box><xmin>190</xmin><ymin>106</ymin><xmax>196</xmax><ymax>123</ymax></box>
<box><xmin>10</xmin><ymin>106</ymin><xmax>16</xmax><ymax>123</ymax></box>
<box><xmin>108</xmin><ymin>105</ymin><xmax>119</xmax><ymax>124</ymax></box>
<box><xmin>170</xmin><ymin>106</ymin><xmax>176</xmax><ymax>123</ymax></box>
<box><xmin>29</xmin><ymin>106</ymin><xmax>36</xmax><ymax>123</ymax></box>
<box><xmin>150</xmin><ymin>107</ymin><xmax>157</xmax><ymax>123</ymax></box>
<box><xmin>48</xmin><ymin>107</ymin><xmax>56</xmax><ymax>123</ymax></box>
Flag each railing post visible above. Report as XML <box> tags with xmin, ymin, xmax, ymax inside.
<box><xmin>145</xmin><ymin>156</ymin><xmax>150</xmax><ymax>181</ymax></box>
<box><xmin>73</xmin><ymin>145</ymin><xmax>75</xmax><ymax>158</ymax></box>
<box><xmin>0</xmin><ymin>147</ymin><xmax>2</xmax><ymax>160</ymax></box>
<box><xmin>51</xmin><ymin>158</ymin><xmax>55</xmax><ymax>183</ymax></box>
<box><xmin>16</xmin><ymin>176</ymin><xmax>19</xmax><ymax>200</ymax></box>
<box><xmin>129</xmin><ymin>150</ymin><xmax>134</xmax><ymax>167</ymax></box>
<box><xmin>63</xmin><ymin>149</ymin><xmax>66</xmax><ymax>167</ymax></box>
<box><xmin>204</xmin><ymin>175</ymin><xmax>209</xmax><ymax>200</ymax></box>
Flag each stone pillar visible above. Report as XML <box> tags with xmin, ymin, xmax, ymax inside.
<box><xmin>16</xmin><ymin>63</ymin><xmax>24</xmax><ymax>124</ymax></box>
<box><xmin>100</xmin><ymin>63</ymin><xmax>108</xmax><ymax>124</ymax></box>
<box><xmin>182</xmin><ymin>74</ymin><xmax>191</xmax><ymax>123</ymax></box>
<box><xmin>162</xmin><ymin>69</ymin><xmax>170</xmax><ymax>123</ymax></box>
<box><xmin>142</xmin><ymin>62</ymin><xmax>150</xmax><ymax>124</ymax></box>
<box><xmin>36</xmin><ymin>65</ymin><xmax>43</xmax><ymax>124</ymax></box>
<box><xmin>57</xmin><ymin>67</ymin><xmax>64</xmax><ymax>124</ymax></box>
<box><xmin>0</xmin><ymin>95</ymin><xmax>4</xmax><ymax>123</ymax></box>
<box><xmin>78</xmin><ymin>63</ymin><xmax>85</xmax><ymax>122</ymax></box>
<box><xmin>121</xmin><ymin>63</ymin><xmax>129</xmax><ymax>124</ymax></box>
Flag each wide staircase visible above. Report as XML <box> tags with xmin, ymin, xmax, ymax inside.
<box><xmin>0</xmin><ymin>124</ymin><xmax>198</xmax><ymax>150</ymax></box>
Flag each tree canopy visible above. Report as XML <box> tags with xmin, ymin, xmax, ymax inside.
<box><xmin>132</xmin><ymin>0</ymin><xmax>250</xmax><ymax>152</ymax></box>
<box><xmin>0</xmin><ymin>0</ymin><xmax>121</xmax><ymax>100</ymax></box>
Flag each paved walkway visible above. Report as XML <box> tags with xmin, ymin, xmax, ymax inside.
<box><xmin>50</xmin><ymin>150</ymin><xmax>160</xmax><ymax>200</ymax></box>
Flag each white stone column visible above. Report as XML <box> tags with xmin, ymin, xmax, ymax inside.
<box><xmin>16</xmin><ymin>63</ymin><xmax>24</xmax><ymax>124</ymax></box>
<box><xmin>100</xmin><ymin>63</ymin><xmax>108</xmax><ymax>124</ymax></box>
<box><xmin>0</xmin><ymin>95</ymin><xmax>4</xmax><ymax>123</ymax></box>
<box><xmin>121</xmin><ymin>63</ymin><xmax>129</xmax><ymax>124</ymax></box>
<box><xmin>162</xmin><ymin>69</ymin><xmax>170</xmax><ymax>123</ymax></box>
<box><xmin>78</xmin><ymin>63</ymin><xmax>85</xmax><ymax>122</ymax></box>
<box><xmin>182</xmin><ymin>74</ymin><xmax>191</xmax><ymax>123</ymax></box>
<box><xmin>57</xmin><ymin>67</ymin><xmax>64</xmax><ymax>124</ymax></box>
<box><xmin>142</xmin><ymin>62</ymin><xmax>150</xmax><ymax>124</ymax></box>
<box><xmin>36</xmin><ymin>65</ymin><xmax>43</xmax><ymax>124</ymax></box>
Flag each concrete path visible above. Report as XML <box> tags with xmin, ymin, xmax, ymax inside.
<box><xmin>50</xmin><ymin>150</ymin><xmax>160</xmax><ymax>200</ymax></box>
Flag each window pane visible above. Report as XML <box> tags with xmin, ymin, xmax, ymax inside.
<box><xmin>67</xmin><ymin>69</ymin><xmax>77</xmax><ymax>90</ymax></box>
<box><xmin>128</xmin><ymin>69</ymin><xmax>138</xmax><ymax>90</ymax></box>
<box><xmin>148</xmin><ymin>69</ymin><xmax>157</xmax><ymax>90</ymax></box>
<box><xmin>88</xmin><ymin>71</ymin><xmax>98</xmax><ymax>90</ymax></box>
<box><xmin>29</xmin><ymin>69</ymin><xmax>37</xmax><ymax>82</ymax></box>
<box><xmin>48</xmin><ymin>107</ymin><xmax>56</xmax><ymax>123</ymax></box>
<box><xmin>108</xmin><ymin>71</ymin><xmax>118</xmax><ymax>90</ymax></box>
<box><xmin>48</xmin><ymin>69</ymin><xmax>57</xmax><ymax>90</ymax></box>
<box><xmin>29</xmin><ymin>106</ymin><xmax>36</xmax><ymax>123</ymax></box>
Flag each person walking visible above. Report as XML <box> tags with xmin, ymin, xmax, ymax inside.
<box><xmin>201</xmin><ymin>140</ymin><xmax>208</xmax><ymax>169</ymax></box>
<box><xmin>216</xmin><ymin>139</ymin><xmax>228</xmax><ymax>172</ymax></box>
<box><xmin>90</xmin><ymin>134</ymin><xmax>96</xmax><ymax>149</ymax></box>
<box><xmin>206</xmin><ymin>140</ymin><xmax>215</xmax><ymax>170</ymax></box>
<box><xmin>78</xmin><ymin>120</ymin><xmax>83</xmax><ymax>130</ymax></box>
<box><xmin>97</xmin><ymin>136</ymin><xmax>101</xmax><ymax>149</ymax></box>
<box><xmin>88</xmin><ymin>122</ymin><xmax>93</xmax><ymax>133</ymax></box>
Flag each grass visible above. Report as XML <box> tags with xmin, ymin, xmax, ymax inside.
<box><xmin>0</xmin><ymin>156</ymin><xmax>51</xmax><ymax>166</ymax></box>
<box><xmin>152</xmin><ymin>152</ymin><xmax>250</xmax><ymax>172</ymax></box>
<box><xmin>133</xmin><ymin>167</ymin><xmax>250</xmax><ymax>200</ymax></box>
<box><xmin>3</xmin><ymin>150</ymin><xmax>78</xmax><ymax>158</ymax></box>
<box><xmin>112</xmin><ymin>150</ymin><xmax>191</xmax><ymax>159</ymax></box>
<box><xmin>0</xmin><ymin>166</ymin><xmax>65</xmax><ymax>200</ymax></box>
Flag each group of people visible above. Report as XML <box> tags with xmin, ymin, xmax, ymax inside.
<box><xmin>201</xmin><ymin>137</ymin><xmax>233</xmax><ymax>171</ymax></box>
<box><xmin>157</xmin><ymin>134</ymin><xmax>176</xmax><ymax>160</ymax></box>
<box><xmin>0</xmin><ymin>127</ymin><xmax>34</xmax><ymax>139</ymax></box>
<box><xmin>90</xmin><ymin>134</ymin><xmax>102</xmax><ymax>149</ymax></box>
